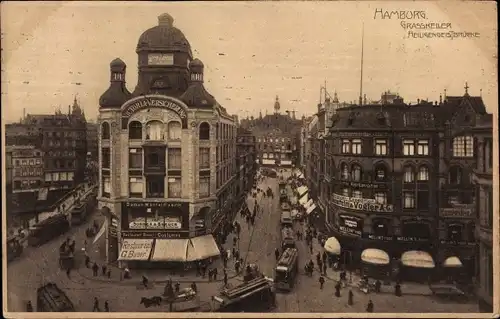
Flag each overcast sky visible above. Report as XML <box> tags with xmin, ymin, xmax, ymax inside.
<box><xmin>1</xmin><ymin>1</ymin><xmax>497</xmax><ymax>123</ymax></box>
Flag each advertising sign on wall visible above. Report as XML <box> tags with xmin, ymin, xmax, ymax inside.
<box><xmin>338</xmin><ymin>214</ymin><xmax>363</xmax><ymax>237</ymax></box>
<box><xmin>332</xmin><ymin>194</ymin><xmax>393</xmax><ymax>213</ymax></box>
<box><xmin>119</xmin><ymin>239</ymin><xmax>153</xmax><ymax>260</ymax></box>
<box><xmin>121</xmin><ymin>231</ymin><xmax>189</xmax><ymax>239</ymax></box>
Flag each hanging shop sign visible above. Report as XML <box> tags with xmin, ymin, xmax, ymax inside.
<box><xmin>332</xmin><ymin>194</ymin><xmax>393</xmax><ymax>213</ymax></box>
<box><xmin>121</xmin><ymin>95</ymin><xmax>188</xmax><ymax>129</ymax></box>
<box><xmin>440</xmin><ymin>208</ymin><xmax>474</xmax><ymax>218</ymax></box>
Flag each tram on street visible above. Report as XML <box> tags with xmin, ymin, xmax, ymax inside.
<box><xmin>281</xmin><ymin>227</ymin><xmax>296</xmax><ymax>249</ymax></box>
<box><xmin>70</xmin><ymin>201</ymin><xmax>88</xmax><ymax>225</ymax></box>
<box><xmin>280</xmin><ymin>210</ymin><xmax>293</xmax><ymax>228</ymax></box>
<box><xmin>28</xmin><ymin>214</ymin><xmax>70</xmax><ymax>247</ymax></box>
<box><xmin>211</xmin><ymin>277</ymin><xmax>276</xmax><ymax>312</ymax></box>
<box><xmin>37</xmin><ymin>282</ymin><xmax>75</xmax><ymax>312</ymax></box>
<box><xmin>274</xmin><ymin>248</ymin><xmax>299</xmax><ymax>291</ymax></box>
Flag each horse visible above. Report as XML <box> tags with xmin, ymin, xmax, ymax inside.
<box><xmin>140</xmin><ymin>296</ymin><xmax>162</xmax><ymax>308</ymax></box>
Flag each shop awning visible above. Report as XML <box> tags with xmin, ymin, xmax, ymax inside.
<box><xmin>303</xmin><ymin>198</ymin><xmax>314</xmax><ymax>209</ymax></box>
<box><xmin>306</xmin><ymin>203</ymin><xmax>317</xmax><ymax>215</ymax></box>
<box><xmin>186</xmin><ymin>235</ymin><xmax>221</xmax><ymax>262</ymax></box>
<box><xmin>297</xmin><ymin>186</ymin><xmax>308</xmax><ymax>198</ymax></box>
<box><xmin>118</xmin><ymin>239</ymin><xmax>154</xmax><ymax>261</ymax></box>
<box><xmin>298</xmin><ymin>193</ymin><xmax>309</xmax><ymax>205</ymax></box>
<box><xmin>443</xmin><ymin>256</ymin><xmax>463</xmax><ymax>268</ymax></box>
<box><xmin>401</xmin><ymin>250</ymin><xmax>435</xmax><ymax>269</ymax></box>
<box><xmin>150</xmin><ymin>239</ymin><xmax>189</xmax><ymax>262</ymax></box>
<box><xmin>361</xmin><ymin>248</ymin><xmax>390</xmax><ymax>265</ymax></box>
<box><xmin>324</xmin><ymin>237</ymin><xmax>341</xmax><ymax>255</ymax></box>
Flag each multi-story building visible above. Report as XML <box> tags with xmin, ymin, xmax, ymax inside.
<box><xmin>5</xmin><ymin>122</ymin><xmax>42</xmax><ymax>147</ymax></box>
<box><xmin>86</xmin><ymin>121</ymin><xmax>99</xmax><ymax>161</ymax></box>
<box><xmin>97</xmin><ymin>13</ymin><xmax>238</xmax><ymax>268</ymax></box>
<box><xmin>245</xmin><ymin>96</ymin><xmax>302</xmax><ymax>168</ymax></box>
<box><xmin>236</xmin><ymin>127</ymin><xmax>257</xmax><ymax>206</ymax></box>
<box><xmin>472</xmin><ymin>115</ymin><xmax>494</xmax><ymax>312</ymax></box>
<box><xmin>7</xmin><ymin>145</ymin><xmax>44</xmax><ymax>193</ymax></box>
<box><xmin>312</xmin><ymin>87</ymin><xmax>492</xmax><ymax>278</ymax></box>
<box><xmin>18</xmin><ymin>99</ymin><xmax>87</xmax><ymax>191</ymax></box>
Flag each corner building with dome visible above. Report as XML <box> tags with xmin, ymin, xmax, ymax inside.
<box><xmin>97</xmin><ymin>14</ymin><xmax>239</xmax><ymax>269</ymax></box>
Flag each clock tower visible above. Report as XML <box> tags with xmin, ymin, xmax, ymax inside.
<box><xmin>133</xmin><ymin>13</ymin><xmax>193</xmax><ymax>97</ymax></box>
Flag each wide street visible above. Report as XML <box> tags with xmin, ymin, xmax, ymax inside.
<box><xmin>6</xmin><ymin>169</ymin><xmax>479</xmax><ymax>313</ymax></box>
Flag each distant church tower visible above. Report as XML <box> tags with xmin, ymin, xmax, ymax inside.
<box><xmin>274</xmin><ymin>95</ymin><xmax>281</xmax><ymax>114</ymax></box>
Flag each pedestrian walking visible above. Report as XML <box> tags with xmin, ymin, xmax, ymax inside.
<box><xmin>316</xmin><ymin>252</ymin><xmax>321</xmax><ymax>264</ymax></box>
<box><xmin>104</xmin><ymin>301</ymin><xmax>110</xmax><ymax>312</ymax></box>
<box><xmin>235</xmin><ymin>259</ymin><xmax>241</xmax><ymax>273</ymax></box>
<box><xmin>191</xmin><ymin>282</ymin><xmax>198</xmax><ymax>293</ymax></box>
<box><xmin>318</xmin><ymin>259</ymin><xmax>323</xmax><ymax>271</ymax></box>
<box><xmin>319</xmin><ymin>276</ymin><xmax>325</xmax><ymax>289</ymax></box>
<box><xmin>107</xmin><ymin>269</ymin><xmax>111</xmax><ymax>279</ymax></box>
<box><xmin>366</xmin><ymin>300</ymin><xmax>374</xmax><ymax>313</ymax></box>
<box><xmin>223</xmin><ymin>256</ymin><xmax>228</xmax><ymax>268</ymax></box>
<box><xmin>102</xmin><ymin>264</ymin><xmax>107</xmax><ymax>276</ymax></box>
<box><xmin>233</xmin><ymin>237</ymin><xmax>237</xmax><ymax>247</ymax></box>
<box><xmin>213</xmin><ymin>268</ymin><xmax>218</xmax><ymax>280</ymax></box>
<box><xmin>375</xmin><ymin>280</ymin><xmax>381</xmax><ymax>293</ymax></box>
<box><xmin>175</xmin><ymin>282</ymin><xmax>180</xmax><ymax>293</ymax></box>
<box><xmin>92</xmin><ymin>297</ymin><xmax>100</xmax><ymax>312</ymax></box>
<box><xmin>92</xmin><ymin>262</ymin><xmax>99</xmax><ymax>277</ymax></box>
<box><xmin>309</xmin><ymin>243</ymin><xmax>313</xmax><ymax>254</ymax></box>
<box><xmin>202</xmin><ymin>265</ymin><xmax>207</xmax><ymax>278</ymax></box>
<box><xmin>234</xmin><ymin>249</ymin><xmax>240</xmax><ymax>261</ymax></box>
<box><xmin>142</xmin><ymin>275</ymin><xmax>149</xmax><ymax>288</ymax></box>
<box><xmin>66</xmin><ymin>267</ymin><xmax>71</xmax><ymax>278</ymax></box>
<box><xmin>395</xmin><ymin>283</ymin><xmax>402</xmax><ymax>296</ymax></box>
<box><xmin>348</xmin><ymin>290</ymin><xmax>354</xmax><ymax>305</ymax></box>
<box><xmin>322</xmin><ymin>251</ymin><xmax>327</xmax><ymax>264</ymax></box>
<box><xmin>26</xmin><ymin>301</ymin><xmax>33</xmax><ymax>312</ymax></box>
<box><xmin>335</xmin><ymin>281</ymin><xmax>341</xmax><ymax>297</ymax></box>
<box><xmin>322</xmin><ymin>262</ymin><xmax>327</xmax><ymax>275</ymax></box>
<box><xmin>208</xmin><ymin>269</ymin><xmax>213</xmax><ymax>281</ymax></box>
<box><xmin>275</xmin><ymin>248</ymin><xmax>280</xmax><ymax>261</ymax></box>
<box><xmin>223</xmin><ymin>272</ymin><xmax>228</xmax><ymax>286</ymax></box>
<box><xmin>85</xmin><ymin>253</ymin><xmax>90</xmax><ymax>268</ymax></box>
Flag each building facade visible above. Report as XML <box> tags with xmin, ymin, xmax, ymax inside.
<box><xmin>472</xmin><ymin>116</ymin><xmax>494</xmax><ymax>312</ymax></box>
<box><xmin>86</xmin><ymin>121</ymin><xmax>99</xmax><ymax>161</ymax></box>
<box><xmin>7</xmin><ymin>145</ymin><xmax>44</xmax><ymax>193</ymax></box>
<box><xmin>236</xmin><ymin>127</ymin><xmax>257</xmax><ymax>206</ymax></box>
<box><xmin>309</xmin><ymin>87</ymin><xmax>492</xmax><ymax>278</ymax></box>
<box><xmin>244</xmin><ymin>96</ymin><xmax>302</xmax><ymax>168</ymax></box>
<box><xmin>97</xmin><ymin>13</ymin><xmax>238</xmax><ymax>267</ymax></box>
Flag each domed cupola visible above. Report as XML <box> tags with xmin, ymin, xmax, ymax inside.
<box><xmin>136</xmin><ymin>13</ymin><xmax>192</xmax><ymax>56</ymax></box>
<box><xmin>179</xmin><ymin>58</ymin><xmax>216</xmax><ymax>108</ymax></box>
<box><xmin>99</xmin><ymin>58</ymin><xmax>132</xmax><ymax>109</ymax></box>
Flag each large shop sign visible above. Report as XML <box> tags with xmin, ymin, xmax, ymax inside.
<box><xmin>338</xmin><ymin>215</ymin><xmax>363</xmax><ymax>237</ymax></box>
<box><xmin>124</xmin><ymin>201</ymin><xmax>188</xmax><ymax>209</ymax></box>
<box><xmin>339</xmin><ymin>181</ymin><xmax>386</xmax><ymax>189</ymax></box>
<box><xmin>129</xmin><ymin>216</ymin><xmax>182</xmax><ymax>230</ymax></box>
<box><xmin>119</xmin><ymin>240</ymin><xmax>153</xmax><ymax>260</ymax></box>
<box><xmin>332</xmin><ymin>194</ymin><xmax>393</xmax><ymax>213</ymax></box>
<box><xmin>440</xmin><ymin>207</ymin><xmax>474</xmax><ymax>218</ymax></box>
<box><xmin>121</xmin><ymin>231</ymin><xmax>189</xmax><ymax>239</ymax></box>
<box><xmin>120</xmin><ymin>95</ymin><xmax>188</xmax><ymax>129</ymax></box>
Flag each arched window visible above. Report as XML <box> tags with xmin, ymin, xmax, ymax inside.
<box><xmin>145</xmin><ymin>120</ymin><xmax>164</xmax><ymax>140</ymax></box>
<box><xmin>101</xmin><ymin>122</ymin><xmax>110</xmax><ymax>140</ymax></box>
<box><xmin>417</xmin><ymin>165</ymin><xmax>429</xmax><ymax>181</ymax></box>
<box><xmin>447</xmin><ymin>223</ymin><xmax>463</xmax><ymax>242</ymax></box>
<box><xmin>372</xmin><ymin>219</ymin><xmax>390</xmax><ymax>236</ymax></box>
<box><xmin>168</xmin><ymin>121</ymin><xmax>181</xmax><ymax>140</ymax></box>
<box><xmin>199</xmin><ymin>122</ymin><xmax>210</xmax><ymax>140</ymax></box>
<box><xmin>449</xmin><ymin>166</ymin><xmax>463</xmax><ymax>184</ymax></box>
<box><xmin>403</xmin><ymin>166</ymin><xmax>415</xmax><ymax>183</ymax></box>
<box><xmin>340</xmin><ymin>163</ymin><xmax>349</xmax><ymax>180</ymax></box>
<box><xmin>374</xmin><ymin>163</ymin><xmax>387</xmax><ymax>181</ymax></box>
<box><xmin>351</xmin><ymin>164</ymin><xmax>362</xmax><ymax>181</ymax></box>
<box><xmin>452</xmin><ymin>135</ymin><xmax>474</xmax><ymax>157</ymax></box>
<box><xmin>128</xmin><ymin>121</ymin><xmax>142</xmax><ymax>140</ymax></box>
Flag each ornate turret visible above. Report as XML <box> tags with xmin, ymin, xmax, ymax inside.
<box><xmin>274</xmin><ymin>95</ymin><xmax>281</xmax><ymax>114</ymax></box>
<box><xmin>99</xmin><ymin>58</ymin><xmax>132</xmax><ymax>109</ymax></box>
<box><xmin>179</xmin><ymin>58</ymin><xmax>216</xmax><ymax>108</ymax></box>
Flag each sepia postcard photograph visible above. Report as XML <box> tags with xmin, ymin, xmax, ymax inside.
<box><xmin>1</xmin><ymin>0</ymin><xmax>498</xmax><ymax>317</ymax></box>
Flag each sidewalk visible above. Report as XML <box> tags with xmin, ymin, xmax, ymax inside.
<box><xmin>302</xmin><ymin>223</ymin><xmax>434</xmax><ymax>297</ymax></box>
<box><xmin>76</xmin><ymin>192</ymin><xmax>262</xmax><ymax>286</ymax></box>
